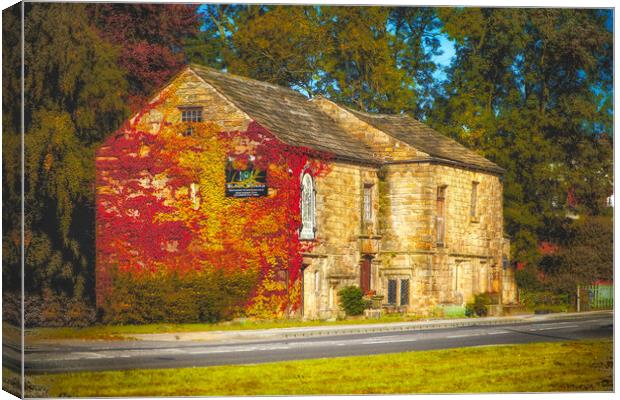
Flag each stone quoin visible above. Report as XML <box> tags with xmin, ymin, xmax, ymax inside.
<box><xmin>95</xmin><ymin>64</ymin><xmax>517</xmax><ymax>320</ymax></box>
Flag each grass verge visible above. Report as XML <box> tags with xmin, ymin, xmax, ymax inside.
<box><xmin>3</xmin><ymin>368</ymin><xmax>49</xmax><ymax>398</ymax></box>
<box><xmin>31</xmin><ymin>339</ymin><xmax>612</xmax><ymax>396</ymax></box>
<box><xmin>25</xmin><ymin>313</ymin><xmax>424</xmax><ymax>341</ymax></box>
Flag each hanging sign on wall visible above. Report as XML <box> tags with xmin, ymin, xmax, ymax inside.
<box><xmin>225</xmin><ymin>158</ymin><xmax>268</xmax><ymax>198</ymax></box>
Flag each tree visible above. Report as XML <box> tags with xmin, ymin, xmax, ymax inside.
<box><xmin>227</xmin><ymin>5</ymin><xmax>330</xmax><ymax>97</ymax></box>
<box><xmin>23</xmin><ymin>3</ymin><xmax>128</xmax><ymax>298</ymax></box>
<box><xmin>89</xmin><ymin>3</ymin><xmax>201</xmax><ymax>104</ymax></box>
<box><xmin>428</xmin><ymin>8</ymin><xmax>612</xmax><ymax>270</ymax></box>
<box><xmin>2</xmin><ymin>4</ymin><xmax>23</xmax><ymax>291</ymax></box>
<box><xmin>540</xmin><ymin>216</ymin><xmax>613</xmax><ymax>293</ymax></box>
<box><xmin>183</xmin><ymin>4</ymin><xmax>242</xmax><ymax>71</ymax></box>
<box><xmin>188</xmin><ymin>5</ymin><xmax>443</xmax><ymax>115</ymax></box>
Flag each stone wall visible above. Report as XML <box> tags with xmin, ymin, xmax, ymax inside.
<box><xmin>140</xmin><ymin>68</ymin><xmax>251</xmax><ymax>134</ymax></box>
<box><xmin>302</xmin><ymin>161</ymin><xmax>379</xmax><ymax>319</ymax></box>
<box><xmin>429</xmin><ymin>164</ymin><xmax>505</xmax><ymax>308</ymax></box>
<box><xmin>304</xmin><ymin>157</ymin><xmax>509</xmax><ymax>317</ymax></box>
<box><xmin>97</xmin><ymin>67</ymin><xmax>516</xmax><ymax>319</ymax></box>
<box><xmin>313</xmin><ymin>97</ymin><xmax>426</xmax><ymax>161</ymax></box>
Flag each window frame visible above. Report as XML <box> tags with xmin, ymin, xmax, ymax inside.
<box><xmin>179</xmin><ymin>106</ymin><xmax>203</xmax><ymax>136</ymax></box>
<box><xmin>300</xmin><ymin>172</ymin><xmax>316</xmax><ymax>240</ymax></box>
<box><xmin>436</xmin><ymin>185</ymin><xmax>447</xmax><ymax>246</ymax></box>
<box><xmin>387</xmin><ymin>279</ymin><xmax>398</xmax><ymax>305</ymax></box>
<box><xmin>362</xmin><ymin>183</ymin><xmax>373</xmax><ymax>225</ymax></box>
<box><xmin>400</xmin><ymin>279</ymin><xmax>410</xmax><ymax>306</ymax></box>
<box><xmin>470</xmin><ymin>181</ymin><xmax>479</xmax><ymax>221</ymax></box>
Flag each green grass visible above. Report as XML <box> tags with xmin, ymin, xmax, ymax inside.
<box><xmin>31</xmin><ymin>339</ymin><xmax>613</xmax><ymax>396</ymax></box>
<box><xmin>3</xmin><ymin>368</ymin><xmax>49</xmax><ymax>398</ymax></box>
<box><xmin>26</xmin><ymin>313</ymin><xmax>424</xmax><ymax>341</ymax></box>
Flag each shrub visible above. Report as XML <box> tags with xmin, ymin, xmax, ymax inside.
<box><xmin>338</xmin><ymin>286</ymin><xmax>369</xmax><ymax>316</ymax></box>
<box><xmin>465</xmin><ymin>292</ymin><xmax>498</xmax><ymax>317</ymax></box>
<box><xmin>520</xmin><ymin>290</ymin><xmax>569</xmax><ymax>313</ymax></box>
<box><xmin>2</xmin><ymin>292</ymin><xmax>21</xmax><ymax>326</ymax></box>
<box><xmin>100</xmin><ymin>266</ymin><xmax>257</xmax><ymax>324</ymax></box>
<box><xmin>1</xmin><ymin>290</ymin><xmax>97</xmax><ymax>328</ymax></box>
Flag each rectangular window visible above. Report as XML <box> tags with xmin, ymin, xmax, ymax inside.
<box><xmin>436</xmin><ymin>186</ymin><xmax>446</xmax><ymax>245</ymax></box>
<box><xmin>470</xmin><ymin>181</ymin><xmax>479</xmax><ymax>219</ymax></box>
<box><xmin>179</xmin><ymin>107</ymin><xmax>203</xmax><ymax>135</ymax></box>
<box><xmin>387</xmin><ymin>279</ymin><xmax>397</xmax><ymax>304</ymax></box>
<box><xmin>400</xmin><ymin>279</ymin><xmax>410</xmax><ymax>306</ymax></box>
<box><xmin>363</xmin><ymin>184</ymin><xmax>373</xmax><ymax>224</ymax></box>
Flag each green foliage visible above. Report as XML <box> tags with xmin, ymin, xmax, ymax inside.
<box><xmin>428</xmin><ymin>8</ymin><xmax>612</xmax><ymax>268</ymax></box>
<box><xmin>189</xmin><ymin>6</ymin><xmax>442</xmax><ymax>114</ymax></box>
<box><xmin>465</xmin><ymin>292</ymin><xmax>499</xmax><ymax>317</ymax></box>
<box><xmin>101</xmin><ymin>267</ymin><xmax>257</xmax><ymax>324</ymax></box>
<box><xmin>337</xmin><ymin>286</ymin><xmax>369</xmax><ymax>316</ymax></box>
<box><xmin>2</xmin><ymin>5</ymin><xmax>25</xmax><ymax>293</ymax></box>
<box><xmin>519</xmin><ymin>290</ymin><xmax>570</xmax><ymax>313</ymax></box>
<box><xmin>3</xmin><ymin>290</ymin><xmax>96</xmax><ymax>328</ymax></box>
<box><xmin>515</xmin><ymin>262</ymin><xmax>548</xmax><ymax>293</ymax></box>
<box><xmin>540</xmin><ymin>216</ymin><xmax>613</xmax><ymax>294</ymax></box>
<box><xmin>3</xmin><ymin>367</ymin><xmax>50</xmax><ymax>398</ymax></box>
<box><xmin>17</xmin><ymin>3</ymin><xmax>129</xmax><ymax>300</ymax></box>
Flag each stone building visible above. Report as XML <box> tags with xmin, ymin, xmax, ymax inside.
<box><xmin>96</xmin><ymin>64</ymin><xmax>517</xmax><ymax>319</ymax></box>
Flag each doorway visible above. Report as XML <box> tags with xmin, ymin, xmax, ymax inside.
<box><xmin>360</xmin><ymin>256</ymin><xmax>372</xmax><ymax>293</ymax></box>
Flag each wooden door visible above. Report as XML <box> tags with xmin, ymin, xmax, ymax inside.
<box><xmin>360</xmin><ymin>257</ymin><xmax>371</xmax><ymax>293</ymax></box>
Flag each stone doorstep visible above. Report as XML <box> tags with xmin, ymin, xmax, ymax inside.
<box><xmin>124</xmin><ymin>310</ymin><xmax>611</xmax><ymax>343</ymax></box>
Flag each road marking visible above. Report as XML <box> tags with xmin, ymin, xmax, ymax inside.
<box><xmin>542</xmin><ymin>325</ymin><xmax>578</xmax><ymax>330</ymax></box>
<box><xmin>361</xmin><ymin>337</ymin><xmax>418</xmax><ymax>345</ymax></box>
<box><xmin>486</xmin><ymin>331</ymin><xmax>509</xmax><ymax>335</ymax></box>
<box><xmin>530</xmin><ymin>325</ymin><xmax>578</xmax><ymax>331</ymax></box>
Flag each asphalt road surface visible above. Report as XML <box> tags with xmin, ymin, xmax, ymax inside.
<box><xmin>11</xmin><ymin>313</ymin><xmax>613</xmax><ymax>374</ymax></box>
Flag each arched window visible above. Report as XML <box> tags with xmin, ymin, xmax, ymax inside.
<box><xmin>300</xmin><ymin>173</ymin><xmax>316</xmax><ymax>240</ymax></box>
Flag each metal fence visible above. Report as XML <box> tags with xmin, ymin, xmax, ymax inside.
<box><xmin>578</xmin><ymin>284</ymin><xmax>613</xmax><ymax>311</ymax></box>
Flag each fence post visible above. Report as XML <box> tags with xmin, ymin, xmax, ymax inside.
<box><xmin>576</xmin><ymin>284</ymin><xmax>580</xmax><ymax>312</ymax></box>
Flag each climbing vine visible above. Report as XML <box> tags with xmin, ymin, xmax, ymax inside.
<box><xmin>96</xmin><ymin>84</ymin><xmax>332</xmax><ymax>320</ymax></box>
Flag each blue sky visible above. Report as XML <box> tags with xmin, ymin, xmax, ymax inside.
<box><xmin>431</xmin><ymin>33</ymin><xmax>456</xmax><ymax>82</ymax></box>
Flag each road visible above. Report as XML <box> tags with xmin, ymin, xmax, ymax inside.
<box><xmin>8</xmin><ymin>312</ymin><xmax>613</xmax><ymax>373</ymax></box>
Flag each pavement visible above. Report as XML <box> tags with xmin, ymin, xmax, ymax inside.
<box><xmin>122</xmin><ymin>310</ymin><xmax>610</xmax><ymax>343</ymax></box>
<box><xmin>6</xmin><ymin>310</ymin><xmax>612</xmax><ymax>373</ymax></box>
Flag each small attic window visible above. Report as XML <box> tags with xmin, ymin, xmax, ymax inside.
<box><xmin>179</xmin><ymin>106</ymin><xmax>203</xmax><ymax>135</ymax></box>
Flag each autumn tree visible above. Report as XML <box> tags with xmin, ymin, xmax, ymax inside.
<box><xmin>89</xmin><ymin>3</ymin><xmax>201</xmax><ymax>104</ymax></box>
<box><xmin>22</xmin><ymin>3</ymin><xmax>128</xmax><ymax>299</ymax></box>
<box><xmin>2</xmin><ymin>4</ymin><xmax>23</xmax><ymax>291</ymax></box>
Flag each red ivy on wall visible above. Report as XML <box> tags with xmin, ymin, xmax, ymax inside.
<box><xmin>96</xmin><ymin>95</ymin><xmax>332</xmax><ymax>318</ymax></box>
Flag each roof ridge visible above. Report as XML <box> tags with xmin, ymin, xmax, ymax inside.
<box><xmin>336</xmin><ymin>104</ymin><xmax>504</xmax><ymax>174</ymax></box>
<box><xmin>189</xmin><ymin>63</ymin><xmax>377</xmax><ymax>163</ymax></box>
<box><xmin>189</xmin><ymin>63</ymin><xmax>308</xmax><ymax>99</ymax></box>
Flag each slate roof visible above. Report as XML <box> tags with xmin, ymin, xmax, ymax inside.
<box><xmin>345</xmin><ymin>108</ymin><xmax>505</xmax><ymax>174</ymax></box>
<box><xmin>190</xmin><ymin>64</ymin><xmax>503</xmax><ymax>174</ymax></box>
<box><xmin>191</xmin><ymin>64</ymin><xmax>376</xmax><ymax>163</ymax></box>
